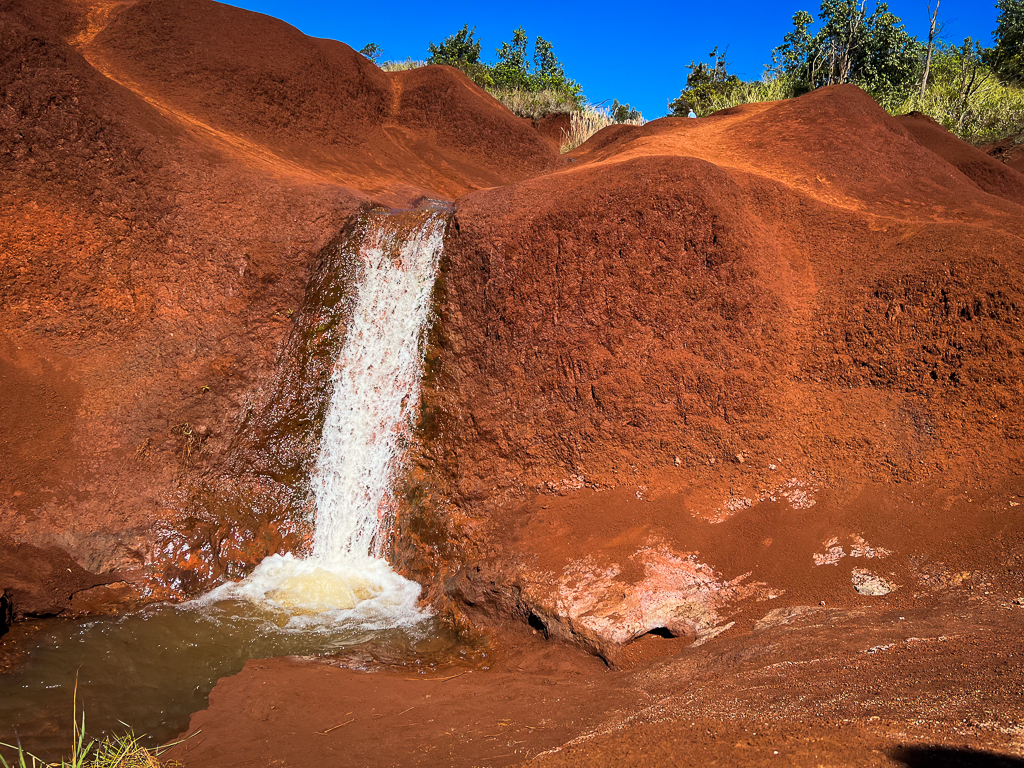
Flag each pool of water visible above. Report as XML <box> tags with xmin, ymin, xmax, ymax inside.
<box><xmin>0</xmin><ymin>594</ymin><xmax>454</xmax><ymax>762</ymax></box>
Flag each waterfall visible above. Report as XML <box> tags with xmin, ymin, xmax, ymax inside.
<box><xmin>199</xmin><ymin>208</ymin><xmax>447</xmax><ymax>629</ymax></box>
<box><xmin>312</xmin><ymin>210</ymin><xmax>445</xmax><ymax>560</ymax></box>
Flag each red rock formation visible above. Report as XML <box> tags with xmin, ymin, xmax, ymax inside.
<box><xmin>0</xmin><ymin>0</ymin><xmax>557</xmax><ymax>616</ymax></box>
<box><xmin>2</xmin><ymin>0</ymin><xmax>1022</xmax><ymax>671</ymax></box>
<box><xmin>411</xmin><ymin>87</ymin><xmax>1024</xmax><ymax>659</ymax></box>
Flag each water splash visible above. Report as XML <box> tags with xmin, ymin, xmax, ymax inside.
<box><xmin>200</xmin><ymin>207</ymin><xmax>448</xmax><ymax>625</ymax></box>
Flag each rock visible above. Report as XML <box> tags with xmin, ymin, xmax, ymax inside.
<box><xmin>69</xmin><ymin>581</ymin><xmax>136</xmax><ymax>616</ymax></box>
<box><xmin>1012</xmin><ymin>597</ymin><xmax>1024</xmax><ymax>606</ymax></box>
<box><xmin>690</xmin><ymin>622</ymin><xmax>736</xmax><ymax>647</ymax></box>
<box><xmin>453</xmin><ymin>538</ymin><xmax>770</xmax><ymax>663</ymax></box>
<box><xmin>852</xmin><ymin>569</ymin><xmax>895</xmax><ymax>596</ymax></box>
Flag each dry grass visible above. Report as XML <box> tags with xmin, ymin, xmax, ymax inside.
<box><xmin>559</xmin><ymin>106</ymin><xmax>646</xmax><ymax>154</ymax></box>
<box><xmin>379</xmin><ymin>59</ymin><xmax>426</xmax><ymax>72</ymax></box>
<box><xmin>700</xmin><ymin>77</ymin><xmax>796</xmax><ymax>116</ymax></box>
<box><xmin>896</xmin><ymin>77</ymin><xmax>1024</xmax><ymax>144</ymax></box>
<box><xmin>486</xmin><ymin>88</ymin><xmax>580</xmax><ymax>120</ymax></box>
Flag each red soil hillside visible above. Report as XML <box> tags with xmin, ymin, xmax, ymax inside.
<box><xmin>984</xmin><ymin>130</ymin><xmax>1024</xmax><ymax>175</ymax></box>
<box><xmin>409</xmin><ymin>85</ymin><xmax>1024</xmax><ymax>658</ymax></box>
<box><xmin>85</xmin><ymin>0</ymin><xmax>557</xmax><ymax>195</ymax></box>
<box><xmin>897</xmin><ymin>111</ymin><xmax>1024</xmax><ymax>205</ymax></box>
<box><xmin>0</xmin><ymin>0</ymin><xmax>556</xmax><ymax>616</ymax></box>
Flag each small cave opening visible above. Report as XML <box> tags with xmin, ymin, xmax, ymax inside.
<box><xmin>645</xmin><ymin>627</ymin><xmax>675</xmax><ymax>639</ymax></box>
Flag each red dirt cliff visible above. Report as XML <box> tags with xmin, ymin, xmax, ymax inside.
<box><xmin>0</xmin><ymin>0</ymin><xmax>557</xmax><ymax>616</ymax></box>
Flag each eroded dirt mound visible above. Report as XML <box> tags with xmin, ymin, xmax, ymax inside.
<box><xmin>984</xmin><ymin>131</ymin><xmax>1024</xmax><ymax>175</ymax></box>
<box><xmin>898</xmin><ymin>111</ymin><xmax>1024</xmax><ymax>205</ymax></box>
<box><xmin>86</xmin><ymin>0</ymin><xmax>557</xmax><ymax>195</ymax></box>
<box><xmin>91</xmin><ymin>0</ymin><xmax>392</xmax><ymax>146</ymax></box>
<box><xmin>409</xmin><ymin>84</ymin><xmax>1024</xmax><ymax>657</ymax></box>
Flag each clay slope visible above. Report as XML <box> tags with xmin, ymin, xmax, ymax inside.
<box><xmin>0</xmin><ymin>0</ymin><xmax>556</xmax><ymax>617</ymax></box>
<box><xmin>411</xmin><ymin>85</ymin><xmax>1024</xmax><ymax>659</ymax></box>
<box><xmin>898</xmin><ymin>111</ymin><xmax>1024</xmax><ymax>205</ymax></box>
<box><xmin>86</xmin><ymin>0</ymin><xmax>557</xmax><ymax>196</ymax></box>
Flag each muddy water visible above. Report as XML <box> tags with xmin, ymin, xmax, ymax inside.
<box><xmin>0</xmin><ymin>601</ymin><xmax>454</xmax><ymax>761</ymax></box>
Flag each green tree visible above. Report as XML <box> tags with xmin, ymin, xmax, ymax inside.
<box><xmin>769</xmin><ymin>0</ymin><xmax>920</xmax><ymax>109</ymax></box>
<box><xmin>920</xmin><ymin>0</ymin><xmax>941</xmax><ymax>96</ymax></box>
<box><xmin>358</xmin><ymin>43</ymin><xmax>383</xmax><ymax>63</ymax></box>
<box><xmin>489</xmin><ymin>29</ymin><xmax>582</xmax><ymax>104</ymax></box>
<box><xmin>611</xmin><ymin>99</ymin><xmax>641</xmax><ymax>122</ymax></box>
<box><xmin>533</xmin><ymin>36</ymin><xmax>565</xmax><ymax>82</ymax></box>
<box><xmin>423</xmin><ymin>26</ymin><xmax>584</xmax><ymax>113</ymax></box>
<box><xmin>857</xmin><ymin>4</ymin><xmax>921</xmax><ymax>108</ymax></box>
<box><xmin>989</xmin><ymin>0</ymin><xmax>1024</xmax><ymax>83</ymax></box>
<box><xmin>669</xmin><ymin>47</ymin><xmax>742</xmax><ymax>116</ymax></box>
<box><xmin>492</xmin><ymin>27</ymin><xmax>531</xmax><ymax>90</ymax></box>
<box><xmin>771</xmin><ymin>10</ymin><xmax>818</xmax><ymax>92</ymax></box>
<box><xmin>427</xmin><ymin>24</ymin><xmax>482</xmax><ymax>65</ymax></box>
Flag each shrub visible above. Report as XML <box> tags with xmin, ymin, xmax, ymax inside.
<box><xmin>896</xmin><ymin>41</ymin><xmax>1024</xmax><ymax>143</ymax></box>
<box><xmin>669</xmin><ymin>47</ymin><xmax>742</xmax><ymax>116</ymax></box>
<box><xmin>611</xmin><ymin>100</ymin><xmax>642</xmax><ymax>123</ymax></box>
<box><xmin>421</xmin><ymin>25</ymin><xmax>584</xmax><ymax>115</ymax></box>
<box><xmin>427</xmin><ymin>24</ymin><xmax>482</xmax><ymax>66</ymax></box>
<box><xmin>560</xmin><ymin>105</ymin><xmax>645</xmax><ymax>154</ymax></box>
<box><xmin>358</xmin><ymin>43</ymin><xmax>383</xmax><ymax>64</ymax></box>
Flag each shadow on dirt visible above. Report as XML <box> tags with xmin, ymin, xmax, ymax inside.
<box><xmin>891</xmin><ymin>746</ymin><xmax>1024</xmax><ymax>767</ymax></box>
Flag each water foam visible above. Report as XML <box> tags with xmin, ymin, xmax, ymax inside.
<box><xmin>200</xmin><ymin>209</ymin><xmax>447</xmax><ymax>628</ymax></box>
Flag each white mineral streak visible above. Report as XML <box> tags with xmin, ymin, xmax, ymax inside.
<box><xmin>813</xmin><ymin>533</ymin><xmax>892</xmax><ymax>566</ymax></box>
<box><xmin>709</xmin><ymin>477</ymin><xmax>818</xmax><ymax>524</ymax></box>
<box><xmin>200</xmin><ymin>211</ymin><xmax>446</xmax><ymax>629</ymax></box>
<box><xmin>540</xmin><ymin>546</ymin><xmax>765</xmax><ymax>648</ymax></box>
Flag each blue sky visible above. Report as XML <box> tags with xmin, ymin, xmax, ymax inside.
<box><xmin>226</xmin><ymin>0</ymin><xmax>1000</xmax><ymax>118</ymax></box>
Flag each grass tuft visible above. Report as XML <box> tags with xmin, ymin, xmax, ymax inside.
<box><xmin>559</xmin><ymin>105</ymin><xmax>646</xmax><ymax>154</ymax></box>
<box><xmin>1</xmin><ymin>730</ymin><xmax>174</xmax><ymax>768</ymax></box>
<box><xmin>1</xmin><ymin>683</ymin><xmax>190</xmax><ymax>768</ymax></box>
<box><xmin>379</xmin><ymin>59</ymin><xmax>426</xmax><ymax>72</ymax></box>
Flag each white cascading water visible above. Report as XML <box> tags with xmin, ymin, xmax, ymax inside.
<box><xmin>199</xmin><ymin>209</ymin><xmax>447</xmax><ymax>630</ymax></box>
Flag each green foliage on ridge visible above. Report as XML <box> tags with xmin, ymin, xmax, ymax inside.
<box><xmin>666</xmin><ymin>0</ymin><xmax>1024</xmax><ymax>144</ymax></box>
<box><xmin>668</xmin><ymin>47</ymin><xmax>743</xmax><ymax>116</ymax></box>
<box><xmin>425</xmin><ymin>25</ymin><xmax>584</xmax><ymax>115</ymax></box>
<box><xmin>427</xmin><ymin>24</ymin><xmax>482</xmax><ymax>66</ymax></box>
<box><xmin>769</xmin><ymin>0</ymin><xmax>920</xmax><ymax>110</ymax></box>
<box><xmin>988</xmin><ymin>0</ymin><xmax>1024</xmax><ymax>83</ymax></box>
